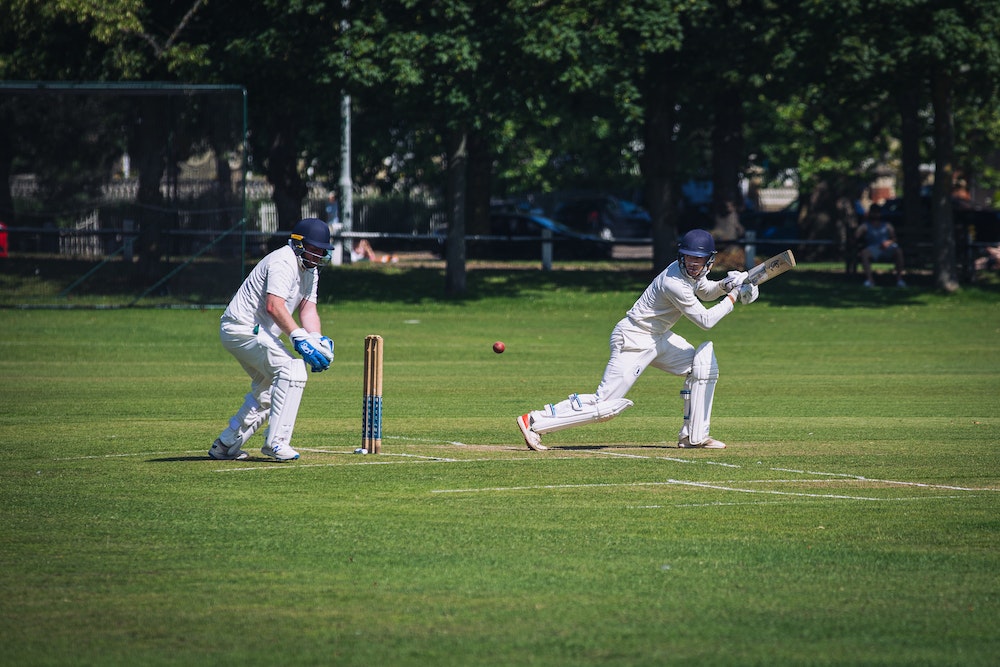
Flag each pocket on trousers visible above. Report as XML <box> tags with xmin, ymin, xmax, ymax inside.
<box><xmin>619</xmin><ymin>326</ymin><xmax>654</xmax><ymax>353</ymax></box>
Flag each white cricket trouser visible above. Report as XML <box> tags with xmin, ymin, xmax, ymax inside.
<box><xmin>529</xmin><ymin>317</ymin><xmax>698</xmax><ymax>436</ymax></box>
<box><xmin>594</xmin><ymin>317</ymin><xmax>696</xmax><ymax>402</ymax></box>
<box><xmin>218</xmin><ymin>318</ymin><xmax>304</xmax><ymax>449</ymax></box>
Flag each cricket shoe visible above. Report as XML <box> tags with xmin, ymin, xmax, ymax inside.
<box><xmin>261</xmin><ymin>442</ymin><xmax>300</xmax><ymax>461</ymax></box>
<box><xmin>517</xmin><ymin>414</ymin><xmax>547</xmax><ymax>451</ymax></box>
<box><xmin>209</xmin><ymin>438</ymin><xmax>249</xmax><ymax>461</ymax></box>
<box><xmin>677</xmin><ymin>436</ymin><xmax>726</xmax><ymax>449</ymax></box>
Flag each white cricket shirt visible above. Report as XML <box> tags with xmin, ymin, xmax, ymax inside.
<box><xmin>222</xmin><ymin>245</ymin><xmax>320</xmax><ymax>338</ymax></box>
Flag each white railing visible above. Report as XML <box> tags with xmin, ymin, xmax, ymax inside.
<box><xmin>59</xmin><ymin>211</ymin><xmax>102</xmax><ymax>257</ymax></box>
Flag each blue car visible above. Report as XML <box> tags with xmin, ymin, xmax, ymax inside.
<box><xmin>553</xmin><ymin>195</ymin><xmax>652</xmax><ymax>241</ymax></box>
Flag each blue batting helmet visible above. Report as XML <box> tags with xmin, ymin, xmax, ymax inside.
<box><xmin>678</xmin><ymin>229</ymin><xmax>716</xmax><ymax>257</ymax></box>
<box><xmin>289</xmin><ymin>218</ymin><xmax>334</xmax><ymax>268</ymax></box>
<box><xmin>290</xmin><ymin>217</ymin><xmax>334</xmax><ymax>250</ymax></box>
<box><xmin>677</xmin><ymin>229</ymin><xmax>717</xmax><ymax>278</ymax></box>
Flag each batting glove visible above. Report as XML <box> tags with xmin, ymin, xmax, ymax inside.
<box><xmin>721</xmin><ymin>270</ymin><xmax>748</xmax><ymax>292</ymax></box>
<box><xmin>738</xmin><ymin>283</ymin><xmax>759</xmax><ymax>305</ymax></box>
<box><xmin>291</xmin><ymin>328</ymin><xmax>331</xmax><ymax>372</ymax></box>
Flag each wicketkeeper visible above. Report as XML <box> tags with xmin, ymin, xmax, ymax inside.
<box><xmin>517</xmin><ymin>228</ymin><xmax>758</xmax><ymax>451</ymax></box>
<box><xmin>210</xmin><ymin>217</ymin><xmax>336</xmax><ymax>461</ymax></box>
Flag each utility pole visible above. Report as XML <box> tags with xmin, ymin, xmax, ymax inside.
<box><xmin>339</xmin><ymin>0</ymin><xmax>352</xmax><ymax>234</ymax></box>
<box><xmin>340</xmin><ymin>91</ymin><xmax>352</xmax><ymax>234</ymax></box>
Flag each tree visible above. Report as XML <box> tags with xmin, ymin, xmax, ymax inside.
<box><xmin>0</xmin><ymin>0</ymin><xmax>219</xmax><ymax>281</ymax></box>
<box><xmin>859</xmin><ymin>0</ymin><xmax>1000</xmax><ymax>291</ymax></box>
<box><xmin>755</xmin><ymin>0</ymin><xmax>1000</xmax><ymax>288</ymax></box>
<box><xmin>512</xmin><ymin>0</ymin><xmax>697</xmax><ymax>270</ymax></box>
<box><xmin>336</xmin><ymin>0</ymin><xmax>544</xmax><ymax>295</ymax></box>
<box><xmin>5</xmin><ymin>0</ymin><xmax>1000</xmax><ymax>293</ymax></box>
<box><xmin>196</xmin><ymin>0</ymin><xmax>344</xmax><ymax>239</ymax></box>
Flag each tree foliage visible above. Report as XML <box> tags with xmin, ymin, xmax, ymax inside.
<box><xmin>3</xmin><ymin>0</ymin><xmax>1000</xmax><ymax>291</ymax></box>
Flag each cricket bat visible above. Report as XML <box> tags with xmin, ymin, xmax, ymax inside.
<box><xmin>746</xmin><ymin>249</ymin><xmax>796</xmax><ymax>286</ymax></box>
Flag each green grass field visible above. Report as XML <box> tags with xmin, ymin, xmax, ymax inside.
<box><xmin>1</xmin><ymin>263</ymin><xmax>998</xmax><ymax>666</ymax></box>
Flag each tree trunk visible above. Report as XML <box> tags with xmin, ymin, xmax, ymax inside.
<box><xmin>445</xmin><ymin>127</ymin><xmax>468</xmax><ymax>297</ymax></box>
<box><xmin>133</xmin><ymin>97</ymin><xmax>168</xmax><ymax>285</ymax></box>
<box><xmin>267</xmin><ymin>128</ymin><xmax>308</xmax><ymax>248</ymax></box>
<box><xmin>0</xmin><ymin>113</ymin><xmax>14</xmax><ymax>226</ymax></box>
<box><xmin>930</xmin><ymin>70</ymin><xmax>959</xmax><ymax>293</ymax></box>
<box><xmin>801</xmin><ymin>179</ymin><xmax>843</xmax><ymax>261</ymax></box>
<box><xmin>898</xmin><ymin>81</ymin><xmax>923</xmax><ymax>233</ymax></box>
<box><xmin>711</xmin><ymin>88</ymin><xmax>745</xmax><ymax>239</ymax></box>
<box><xmin>640</xmin><ymin>53</ymin><xmax>679</xmax><ymax>273</ymax></box>
<box><xmin>465</xmin><ymin>129</ymin><xmax>492</xmax><ymax>236</ymax></box>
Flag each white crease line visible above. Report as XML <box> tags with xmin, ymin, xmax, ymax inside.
<box><xmin>384</xmin><ymin>435</ymin><xmax>521</xmax><ymax>449</ymax></box>
<box><xmin>580</xmin><ymin>449</ymin><xmax>752</xmax><ymax>468</ymax></box>
<box><xmin>213</xmin><ymin>456</ymin><xmax>582</xmax><ymax>472</ymax></box>
<box><xmin>431</xmin><ymin>480</ymin><xmax>878</xmax><ymax>499</ymax></box>
<box><xmin>636</xmin><ymin>500</ymin><xmax>803</xmax><ymax>508</ymax></box>
<box><xmin>770</xmin><ymin>467</ymin><xmax>995</xmax><ymax>492</ymax></box>
<box><xmin>432</xmin><ymin>478</ymin><xmax>979</xmax><ymax>501</ymax></box>
<box><xmin>299</xmin><ymin>449</ymin><xmax>453</xmax><ymax>461</ymax></box>
<box><xmin>53</xmin><ymin>446</ymin><xmax>1000</xmax><ymax>493</ymax></box>
<box><xmin>433</xmin><ymin>481</ymin><xmax>657</xmax><ymax>493</ymax></box>
<box><xmin>670</xmin><ymin>479</ymin><xmax>882</xmax><ymax>500</ymax></box>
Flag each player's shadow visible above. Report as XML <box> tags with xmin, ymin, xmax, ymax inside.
<box><xmin>148</xmin><ymin>455</ymin><xmax>208</xmax><ymax>462</ymax></box>
<box><xmin>549</xmin><ymin>444</ymin><xmax>680</xmax><ymax>451</ymax></box>
<box><xmin>147</xmin><ymin>455</ymin><xmax>291</xmax><ymax>463</ymax></box>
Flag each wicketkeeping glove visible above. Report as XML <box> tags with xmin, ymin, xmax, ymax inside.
<box><xmin>291</xmin><ymin>328</ymin><xmax>331</xmax><ymax>372</ymax></box>
<box><xmin>738</xmin><ymin>282</ymin><xmax>759</xmax><ymax>305</ymax></box>
<box><xmin>307</xmin><ymin>334</ymin><xmax>334</xmax><ymax>373</ymax></box>
<box><xmin>721</xmin><ymin>270</ymin><xmax>748</xmax><ymax>292</ymax></box>
<box><xmin>309</xmin><ymin>333</ymin><xmax>335</xmax><ymax>362</ymax></box>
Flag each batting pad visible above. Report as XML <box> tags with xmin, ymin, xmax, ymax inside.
<box><xmin>684</xmin><ymin>341</ymin><xmax>719</xmax><ymax>444</ymax></box>
<box><xmin>222</xmin><ymin>391</ymin><xmax>267</xmax><ymax>448</ymax></box>
<box><xmin>264</xmin><ymin>359</ymin><xmax>308</xmax><ymax>449</ymax></box>
<box><xmin>530</xmin><ymin>396</ymin><xmax>634</xmax><ymax>434</ymax></box>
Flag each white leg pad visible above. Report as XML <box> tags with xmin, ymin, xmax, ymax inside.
<box><xmin>219</xmin><ymin>392</ymin><xmax>267</xmax><ymax>448</ymax></box>
<box><xmin>263</xmin><ymin>359</ymin><xmax>308</xmax><ymax>450</ymax></box>
<box><xmin>681</xmin><ymin>341</ymin><xmax>719</xmax><ymax>444</ymax></box>
<box><xmin>530</xmin><ymin>393</ymin><xmax>634</xmax><ymax>435</ymax></box>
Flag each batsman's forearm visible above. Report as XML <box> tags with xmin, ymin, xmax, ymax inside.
<box><xmin>685</xmin><ymin>297</ymin><xmax>735</xmax><ymax>331</ymax></box>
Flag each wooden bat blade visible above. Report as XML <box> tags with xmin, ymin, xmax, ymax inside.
<box><xmin>746</xmin><ymin>250</ymin><xmax>796</xmax><ymax>286</ymax></box>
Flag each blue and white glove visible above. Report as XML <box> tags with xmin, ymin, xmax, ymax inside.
<box><xmin>311</xmin><ymin>333</ymin><xmax>334</xmax><ymax>362</ymax></box>
<box><xmin>291</xmin><ymin>328</ymin><xmax>331</xmax><ymax>372</ymax></box>
<box><xmin>738</xmin><ymin>282</ymin><xmax>759</xmax><ymax>305</ymax></box>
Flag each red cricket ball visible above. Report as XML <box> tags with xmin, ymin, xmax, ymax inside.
<box><xmin>493</xmin><ymin>341</ymin><xmax>505</xmax><ymax>354</ymax></box>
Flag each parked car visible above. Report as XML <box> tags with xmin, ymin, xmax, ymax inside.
<box><xmin>553</xmin><ymin>196</ymin><xmax>652</xmax><ymax>241</ymax></box>
<box><xmin>436</xmin><ymin>211</ymin><xmax>611</xmax><ymax>260</ymax></box>
<box><xmin>738</xmin><ymin>199</ymin><xmax>801</xmax><ymax>255</ymax></box>
<box><xmin>740</xmin><ymin>200</ymin><xmax>799</xmax><ymax>236</ymax></box>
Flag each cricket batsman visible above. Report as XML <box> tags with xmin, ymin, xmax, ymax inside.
<box><xmin>209</xmin><ymin>218</ymin><xmax>336</xmax><ymax>461</ymax></box>
<box><xmin>516</xmin><ymin>229</ymin><xmax>758</xmax><ymax>451</ymax></box>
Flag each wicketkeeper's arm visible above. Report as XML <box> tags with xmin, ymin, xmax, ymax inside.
<box><xmin>297</xmin><ymin>300</ymin><xmax>333</xmax><ymax>363</ymax></box>
<box><xmin>266</xmin><ymin>293</ymin><xmax>301</xmax><ymax>337</ymax></box>
<box><xmin>297</xmin><ymin>298</ymin><xmax>322</xmax><ymax>333</ymax></box>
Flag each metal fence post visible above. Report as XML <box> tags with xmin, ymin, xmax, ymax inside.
<box><xmin>541</xmin><ymin>227</ymin><xmax>552</xmax><ymax>270</ymax></box>
<box><xmin>744</xmin><ymin>229</ymin><xmax>757</xmax><ymax>270</ymax></box>
<box><xmin>123</xmin><ymin>219</ymin><xmax>135</xmax><ymax>262</ymax></box>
